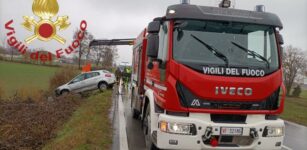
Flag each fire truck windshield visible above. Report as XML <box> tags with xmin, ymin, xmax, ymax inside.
<box><xmin>173</xmin><ymin>20</ymin><xmax>279</xmax><ymax>76</ymax></box>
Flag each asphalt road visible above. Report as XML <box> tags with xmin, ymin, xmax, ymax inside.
<box><xmin>283</xmin><ymin>121</ymin><xmax>307</xmax><ymax>150</ymax></box>
<box><xmin>113</xmin><ymin>89</ymin><xmax>307</xmax><ymax>150</ymax></box>
<box><xmin>122</xmin><ymin>89</ymin><xmax>146</xmax><ymax>150</ymax></box>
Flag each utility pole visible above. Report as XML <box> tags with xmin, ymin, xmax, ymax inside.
<box><xmin>78</xmin><ymin>43</ymin><xmax>82</xmax><ymax>69</ymax></box>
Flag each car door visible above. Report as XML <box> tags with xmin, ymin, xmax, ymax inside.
<box><xmin>68</xmin><ymin>74</ymin><xmax>86</xmax><ymax>92</ymax></box>
<box><xmin>82</xmin><ymin>72</ymin><xmax>97</xmax><ymax>91</ymax></box>
<box><xmin>86</xmin><ymin>72</ymin><xmax>101</xmax><ymax>90</ymax></box>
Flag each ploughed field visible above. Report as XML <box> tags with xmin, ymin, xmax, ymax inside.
<box><xmin>0</xmin><ymin>61</ymin><xmax>113</xmax><ymax>149</ymax></box>
<box><xmin>0</xmin><ymin>95</ymin><xmax>82</xmax><ymax>149</ymax></box>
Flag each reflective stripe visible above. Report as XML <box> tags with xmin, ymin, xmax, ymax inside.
<box><xmin>145</xmin><ymin>78</ymin><xmax>167</xmax><ymax>91</ymax></box>
<box><xmin>146</xmin><ymin>78</ymin><xmax>153</xmax><ymax>85</ymax></box>
<box><xmin>154</xmin><ymin>84</ymin><xmax>167</xmax><ymax>91</ymax></box>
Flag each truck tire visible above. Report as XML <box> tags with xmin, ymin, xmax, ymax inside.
<box><xmin>131</xmin><ymin>89</ymin><xmax>139</xmax><ymax>119</ymax></box>
<box><xmin>143</xmin><ymin>104</ymin><xmax>159</xmax><ymax>150</ymax></box>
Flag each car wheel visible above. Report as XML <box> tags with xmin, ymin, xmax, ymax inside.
<box><xmin>99</xmin><ymin>82</ymin><xmax>107</xmax><ymax>92</ymax></box>
<box><xmin>61</xmin><ymin>90</ymin><xmax>69</xmax><ymax>96</ymax></box>
<box><xmin>143</xmin><ymin>105</ymin><xmax>159</xmax><ymax>150</ymax></box>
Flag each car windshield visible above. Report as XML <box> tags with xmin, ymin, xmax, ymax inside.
<box><xmin>173</xmin><ymin>20</ymin><xmax>279</xmax><ymax>75</ymax></box>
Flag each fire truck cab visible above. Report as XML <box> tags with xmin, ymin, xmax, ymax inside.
<box><xmin>130</xmin><ymin>3</ymin><xmax>285</xmax><ymax>150</ymax></box>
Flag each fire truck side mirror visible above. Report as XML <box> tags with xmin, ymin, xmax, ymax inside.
<box><xmin>147</xmin><ymin>21</ymin><xmax>160</xmax><ymax>33</ymax></box>
<box><xmin>277</xmin><ymin>32</ymin><xmax>284</xmax><ymax>45</ymax></box>
<box><xmin>276</xmin><ymin>32</ymin><xmax>284</xmax><ymax>60</ymax></box>
<box><xmin>146</xmin><ymin>33</ymin><xmax>159</xmax><ymax>58</ymax></box>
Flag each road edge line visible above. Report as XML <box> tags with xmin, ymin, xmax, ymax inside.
<box><xmin>285</xmin><ymin>120</ymin><xmax>307</xmax><ymax>128</ymax></box>
<box><xmin>118</xmin><ymin>81</ymin><xmax>129</xmax><ymax>150</ymax></box>
<box><xmin>282</xmin><ymin>145</ymin><xmax>293</xmax><ymax>150</ymax></box>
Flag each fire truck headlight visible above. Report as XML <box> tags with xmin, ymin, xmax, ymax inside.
<box><xmin>263</xmin><ymin>126</ymin><xmax>284</xmax><ymax>137</ymax></box>
<box><xmin>159</xmin><ymin>121</ymin><xmax>196</xmax><ymax>135</ymax></box>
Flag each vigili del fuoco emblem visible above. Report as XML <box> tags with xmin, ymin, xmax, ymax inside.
<box><xmin>22</xmin><ymin>0</ymin><xmax>70</xmax><ymax>44</ymax></box>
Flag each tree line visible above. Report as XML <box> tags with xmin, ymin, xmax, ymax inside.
<box><xmin>0</xmin><ymin>29</ymin><xmax>118</xmax><ymax>70</ymax></box>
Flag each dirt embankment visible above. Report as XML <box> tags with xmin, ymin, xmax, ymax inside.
<box><xmin>0</xmin><ymin>66</ymin><xmax>81</xmax><ymax>150</ymax></box>
<box><xmin>0</xmin><ymin>96</ymin><xmax>82</xmax><ymax>150</ymax></box>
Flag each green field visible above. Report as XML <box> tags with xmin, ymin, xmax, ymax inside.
<box><xmin>281</xmin><ymin>96</ymin><xmax>307</xmax><ymax>126</ymax></box>
<box><xmin>300</xmin><ymin>90</ymin><xmax>307</xmax><ymax>99</ymax></box>
<box><xmin>0</xmin><ymin>61</ymin><xmax>59</xmax><ymax>97</ymax></box>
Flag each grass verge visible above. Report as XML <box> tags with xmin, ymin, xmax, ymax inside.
<box><xmin>300</xmin><ymin>90</ymin><xmax>307</xmax><ymax>99</ymax></box>
<box><xmin>281</xmin><ymin>97</ymin><xmax>307</xmax><ymax>126</ymax></box>
<box><xmin>43</xmin><ymin>91</ymin><xmax>113</xmax><ymax>150</ymax></box>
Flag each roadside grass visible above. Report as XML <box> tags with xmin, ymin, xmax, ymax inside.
<box><xmin>281</xmin><ymin>96</ymin><xmax>307</xmax><ymax>126</ymax></box>
<box><xmin>0</xmin><ymin>61</ymin><xmax>59</xmax><ymax>97</ymax></box>
<box><xmin>300</xmin><ymin>90</ymin><xmax>307</xmax><ymax>99</ymax></box>
<box><xmin>43</xmin><ymin>91</ymin><xmax>113</xmax><ymax>150</ymax></box>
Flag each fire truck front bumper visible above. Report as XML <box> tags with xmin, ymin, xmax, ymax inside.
<box><xmin>155</xmin><ymin>113</ymin><xmax>284</xmax><ymax>150</ymax></box>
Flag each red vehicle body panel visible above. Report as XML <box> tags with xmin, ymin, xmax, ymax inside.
<box><xmin>141</xmin><ymin>20</ymin><xmax>285</xmax><ymax>115</ymax></box>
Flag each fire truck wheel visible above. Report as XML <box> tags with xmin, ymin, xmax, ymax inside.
<box><xmin>143</xmin><ymin>105</ymin><xmax>159</xmax><ymax>150</ymax></box>
<box><xmin>130</xmin><ymin>89</ymin><xmax>134</xmax><ymax>108</ymax></box>
<box><xmin>131</xmin><ymin>89</ymin><xmax>138</xmax><ymax>119</ymax></box>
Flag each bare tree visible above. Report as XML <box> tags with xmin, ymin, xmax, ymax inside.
<box><xmin>0</xmin><ymin>46</ymin><xmax>5</xmax><ymax>54</ymax></box>
<box><xmin>89</xmin><ymin>44</ymin><xmax>119</xmax><ymax>69</ymax></box>
<box><xmin>1</xmin><ymin>37</ymin><xmax>19</xmax><ymax>61</ymax></box>
<box><xmin>73</xmin><ymin>29</ymin><xmax>94</xmax><ymax>69</ymax></box>
<box><xmin>101</xmin><ymin>46</ymin><xmax>118</xmax><ymax>69</ymax></box>
<box><xmin>0</xmin><ymin>38</ymin><xmax>8</xmax><ymax>55</ymax></box>
<box><xmin>283</xmin><ymin>45</ymin><xmax>307</xmax><ymax>95</ymax></box>
<box><xmin>91</xmin><ymin>45</ymin><xmax>105</xmax><ymax>66</ymax></box>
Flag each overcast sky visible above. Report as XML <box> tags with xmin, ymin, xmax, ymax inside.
<box><xmin>1</xmin><ymin>0</ymin><xmax>306</xmax><ymax>64</ymax></box>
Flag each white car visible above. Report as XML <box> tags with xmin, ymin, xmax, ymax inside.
<box><xmin>55</xmin><ymin>70</ymin><xmax>116</xmax><ymax>96</ymax></box>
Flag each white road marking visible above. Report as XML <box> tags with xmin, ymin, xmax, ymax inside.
<box><xmin>285</xmin><ymin>120</ymin><xmax>305</xmax><ymax>128</ymax></box>
<box><xmin>282</xmin><ymin>145</ymin><xmax>293</xmax><ymax>150</ymax></box>
<box><xmin>118</xmin><ymin>80</ymin><xmax>129</xmax><ymax>150</ymax></box>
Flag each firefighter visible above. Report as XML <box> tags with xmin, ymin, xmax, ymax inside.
<box><xmin>123</xmin><ymin>67</ymin><xmax>132</xmax><ymax>89</ymax></box>
<box><xmin>115</xmin><ymin>67</ymin><xmax>122</xmax><ymax>84</ymax></box>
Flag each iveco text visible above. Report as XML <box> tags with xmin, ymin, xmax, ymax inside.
<box><xmin>215</xmin><ymin>87</ymin><xmax>253</xmax><ymax>96</ymax></box>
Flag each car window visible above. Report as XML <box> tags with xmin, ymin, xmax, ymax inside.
<box><xmin>85</xmin><ymin>73</ymin><xmax>92</xmax><ymax>79</ymax></box>
<box><xmin>72</xmin><ymin>74</ymin><xmax>86</xmax><ymax>83</ymax></box>
<box><xmin>83</xmin><ymin>72</ymin><xmax>100</xmax><ymax>80</ymax></box>
<box><xmin>92</xmin><ymin>72</ymin><xmax>100</xmax><ymax>77</ymax></box>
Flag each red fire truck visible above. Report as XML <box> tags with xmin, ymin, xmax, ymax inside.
<box><xmin>90</xmin><ymin>1</ymin><xmax>286</xmax><ymax>149</ymax></box>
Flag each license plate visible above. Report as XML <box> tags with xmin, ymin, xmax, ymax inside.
<box><xmin>220</xmin><ymin>127</ymin><xmax>243</xmax><ymax>135</ymax></box>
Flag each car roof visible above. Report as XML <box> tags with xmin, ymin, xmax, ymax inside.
<box><xmin>91</xmin><ymin>70</ymin><xmax>110</xmax><ymax>73</ymax></box>
<box><xmin>80</xmin><ymin>70</ymin><xmax>111</xmax><ymax>75</ymax></box>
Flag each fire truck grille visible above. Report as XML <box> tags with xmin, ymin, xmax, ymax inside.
<box><xmin>176</xmin><ymin>82</ymin><xmax>280</xmax><ymax>111</ymax></box>
<box><xmin>203</xmin><ymin>135</ymin><xmax>254</xmax><ymax>147</ymax></box>
<box><xmin>210</xmin><ymin>114</ymin><xmax>246</xmax><ymax>123</ymax></box>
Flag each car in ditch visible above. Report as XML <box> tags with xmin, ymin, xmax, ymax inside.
<box><xmin>55</xmin><ymin>70</ymin><xmax>116</xmax><ymax>96</ymax></box>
